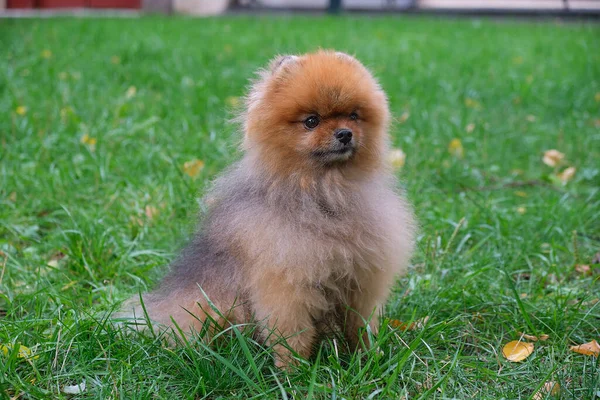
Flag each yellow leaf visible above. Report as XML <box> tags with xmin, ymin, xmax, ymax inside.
<box><xmin>515</xmin><ymin>191</ymin><xmax>527</xmax><ymax>198</ymax></box>
<box><xmin>111</xmin><ymin>55</ymin><xmax>121</xmax><ymax>65</ymax></box>
<box><xmin>126</xmin><ymin>86</ymin><xmax>137</xmax><ymax>99</ymax></box>
<box><xmin>533</xmin><ymin>381</ymin><xmax>560</xmax><ymax>400</ymax></box>
<box><xmin>502</xmin><ymin>340</ymin><xmax>534</xmax><ymax>362</ymax></box>
<box><xmin>226</xmin><ymin>96</ymin><xmax>241</xmax><ymax>108</ymax></box>
<box><xmin>465</xmin><ymin>123</ymin><xmax>475</xmax><ymax>133</ymax></box>
<box><xmin>397</xmin><ymin>111</ymin><xmax>410</xmax><ymax>124</ymax></box>
<box><xmin>464</xmin><ymin>98</ymin><xmax>481</xmax><ymax>109</ymax></box>
<box><xmin>387</xmin><ymin>148</ymin><xmax>406</xmax><ymax>169</ymax></box>
<box><xmin>15</xmin><ymin>106</ymin><xmax>27</xmax><ymax>116</ymax></box>
<box><xmin>570</xmin><ymin>340</ymin><xmax>600</xmax><ymax>356</ymax></box>
<box><xmin>41</xmin><ymin>49</ymin><xmax>52</xmax><ymax>59</ymax></box>
<box><xmin>448</xmin><ymin>138</ymin><xmax>464</xmax><ymax>158</ymax></box>
<box><xmin>1</xmin><ymin>343</ymin><xmax>39</xmax><ymax>360</ymax></box>
<box><xmin>594</xmin><ymin>92</ymin><xmax>600</xmax><ymax>102</ymax></box>
<box><xmin>542</xmin><ymin>149</ymin><xmax>564</xmax><ymax>167</ymax></box>
<box><xmin>557</xmin><ymin>166</ymin><xmax>576</xmax><ymax>184</ymax></box>
<box><xmin>183</xmin><ymin>159</ymin><xmax>205</xmax><ymax>178</ymax></box>
<box><xmin>80</xmin><ymin>134</ymin><xmax>97</xmax><ymax>151</ymax></box>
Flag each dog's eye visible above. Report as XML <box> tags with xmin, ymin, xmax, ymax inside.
<box><xmin>304</xmin><ymin>115</ymin><xmax>320</xmax><ymax>130</ymax></box>
<box><xmin>349</xmin><ymin>112</ymin><xmax>358</xmax><ymax>121</ymax></box>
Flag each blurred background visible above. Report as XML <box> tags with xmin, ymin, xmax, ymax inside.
<box><xmin>2</xmin><ymin>0</ymin><xmax>600</xmax><ymax>16</ymax></box>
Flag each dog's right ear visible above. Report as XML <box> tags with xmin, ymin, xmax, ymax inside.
<box><xmin>269</xmin><ymin>55</ymin><xmax>299</xmax><ymax>73</ymax></box>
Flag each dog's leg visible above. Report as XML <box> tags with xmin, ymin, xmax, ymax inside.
<box><xmin>250</xmin><ymin>273</ymin><xmax>322</xmax><ymax>370</ymax></box>
<box><xmin>344</xmin><ymin>267</ymin><xmax>396</xmax><ymax>351</ymax></box>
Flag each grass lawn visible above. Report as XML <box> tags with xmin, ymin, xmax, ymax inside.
<box><xmin>1</xmin><ymin>14</ymin><xmax>599</xmax><ymax>399</ymax></box>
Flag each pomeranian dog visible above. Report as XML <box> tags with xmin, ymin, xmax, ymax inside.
<box><xmin>120</xmin><ymin>50</ymin><xmax>416</xmax><ymax>368</ymax></box>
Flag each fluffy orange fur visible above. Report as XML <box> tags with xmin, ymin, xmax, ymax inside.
<box><xmin>118</xmin><ymin>50</ymin><xmax>416</xmax><ymax>369</ymax></box>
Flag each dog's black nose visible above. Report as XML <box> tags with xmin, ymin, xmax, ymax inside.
<box><xmin>334</xmin><ymin>129</ymin><xmax>353</xmax><ymax>145</ymax></box>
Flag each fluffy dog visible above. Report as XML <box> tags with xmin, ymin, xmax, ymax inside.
<box><xmin>120</xmin><ymin>50</ymin><xmax>416</xmax><ymax>368</ymax></box>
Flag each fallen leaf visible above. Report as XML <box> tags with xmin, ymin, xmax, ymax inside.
<box><xmin>542</xmin><ymin>149</ymin><xmax>564</xmax><ymax>167</ymax></box>
<box><xmin>144</xmin><ymin>205</ymin><xmax>159</xmax><ymax>220</ymax></box>
<box><xmin>47</xmin><ymin>252</ymin><xmax>66</xmax><ymax>268</ymax></box>
<box><xmin>15</xmin><ymin>106</ymin><xmax>27</xmax><ymax>116</ymax></box>
<box><xmin>397</xmin><ymin>111</ymin><xmax>410</xmax><ymax>124</ymax></box>
<box><xmin>389</xmin><ymin>316</ymin><xmax>429</xmax><ymax>331</ymax></box>
<box><xmin>533</xmin><ymin>381</ymin><xmax>560</xmax><ymax>400</ymax></box>
<box><xmin>557</xmin><ymin>167</ymin><xmax>576</xmax><ymax>184</ymax></box>
<box><xmin>515</xmin><ymin>191</ymin><xmax>528</xmax><ymax>198</ymax></box>
<box><xmin>518</xmin><ymin>332</ymin><xmax>549</xmax><ymax>342</ymax></box>
<box><xmin>41</xmin><ymin>49</ymin><xmax>52</xmax><ymax>59</ymax></box>
<box><xmin>63</xmin><ymin>380</ymin><xmax>86</xmax><ymax>394</ymax></box>
<box><xmin>575</xmin><ymin>264</ymin><xmax>591</xmax><ymax>276</ymax></box>
<box><xmin>126</xmin><ymin>86</ymin><xmax>137</xmax><ymax>99</ymax></box>
<box><xmin>570</xmin><ymin>340</ymin><xmax>600</xmax><ymax>356</ymax></box>
<box><xmin>517</xmin><ymin>207</ymin><xmax>527</xmax><ymax>215</ymax></box>
<box><xmin>387</xmin><ymin>148</ymin><xmax>406</xmax><ymax>169</ymax></box>
<box><xmin>448</xmin><ymin>138</ymin><xmax>464</xmax><ymax>158</ymax></box>
<box><xmin>0</xmin><ymin>343</ymin><xmax>39</xmax><ymax>360</ymax></box>
<box><xmin>183</xmin><ymin>159</ymin><xmax>205</xmax><ymax>178</ymax></box>
<box><xmin>80</xmin><ymin>134</ymin><xmax>97</xmax><ymax>151</ymax></box>
<box><xmin>8</xmin><ymin>192</ymin><xmax>17</xmax><ymax>202</ymax></box>
<box><xmin>502</xmin><ymin>340</ymin><xmax>534</xmax><ymax>362</ymax></box>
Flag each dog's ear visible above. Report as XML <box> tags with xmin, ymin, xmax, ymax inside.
<box><xmin>269</xmin><ymin>55</ymin><xmax>299</xmax><ymax>73</ymax></box>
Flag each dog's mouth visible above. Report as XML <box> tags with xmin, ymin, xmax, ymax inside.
<box><xmin>311</xmin><ymin>145</ymin><xmax>356</xmax><ymax>162</ymax></box>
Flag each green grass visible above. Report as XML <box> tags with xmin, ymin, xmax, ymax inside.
<box><xmin>1</xmin><ymin>15</ymin><xmax>599</xmax><ymax>399</ymax></box>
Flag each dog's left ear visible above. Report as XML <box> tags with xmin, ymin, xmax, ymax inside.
<box><xmin>269</xmin><ymin>55</ymin><xmax>299</xmax><ymax>73</ymax></box>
